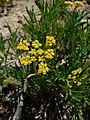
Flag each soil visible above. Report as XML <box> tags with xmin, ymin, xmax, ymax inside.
<box><xmin>0</xmin><ymin>0</ymin><xmax>40</xmax><ymax>39</ymax></box>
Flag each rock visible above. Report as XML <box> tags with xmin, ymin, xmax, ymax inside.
<box><xmin>0</xmin><ymin>7</ymin><xmax>3</xmax><ymax>13</ymax></box>
<box><xmin>4</xmin><ymin>7</ymin><xmax>8</xmax><ymax>16</ymax></box>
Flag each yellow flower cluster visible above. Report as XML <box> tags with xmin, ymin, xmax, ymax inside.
<box><xmin>20</xmin><ymin>53</ymin><xmax>37</xmax><ymax>66</ymax></box>
<box><xmin>44</xmin><ymin>49</ymin><xmax>55</xmax><ymax>59</ymax></box>
<box><xmin>38</xmin><ymin>62</ymin><xmax>49</xmax><ymax>75</ymax></box>
<box><xmin>28</xmin><ymin>49</ymin><xmax>36</xmax><ymax>56</ymax></box>
<box><xmin>64</xmin><ymin>1</ymin><xmax>84</xmax><ymax>7</ymax></box>
<box><xmin>68</xmin><ymin>68</ymin><xmax>82</xmax><ymax>88</ymax></box>
<box><xmin>32</xmin><ymin>40</ymin><xmax>42</xmax><ymax>49</ymax></box>
<box><xmin>46</xmin><ymin>36</ymin><xmax>56</xmax><ymax>47</ymax></box>
<box><xmin>37</xmin><ymin>49</ymin><xmax>44</xmax><ymax>55</ymax></box>
<box><xmin>38</xmin><ymin>56</ymin><xmax>45</xmax><ymax>62</ymax></box>
<box><xmin>30</xmin><ymin>56</ymin><xmax>37</xmax><ymax>62</ymax></box>
<box><xmin>20</xmin><ymin>55</ymin><xmax>32</xmax><ymax>66</ymax></box>
<box><xmin>71</xmin><ymin>68</ymin><xmax>82</xmax><ymax>75</ymax></box>
<box><xmin>64</xmin><ymin>1</ymin><xmax>73</xmax><ymax>6</ymax></box>
<box><xmin>17</xmin><ymin>40</ymin><xmax>30</xmax><ymax>51</ymax></box>
<box><xmin>77</xmin><ymin>82</ymin><xmax>81</xmax><ymax>86</ymax></box>
<box><xmin>74</xmin><ymin>1</ymin><xmax>84</xmax><ymax>7</ymax></box>
<box><xmin>17</xmin><ymin>36</ymin><xmax>55</xmax><ymax>74</ymax></box>
<box><xmin>82</xmin><ymin>74</ymin><xmax>88</xmax><ymax>80</ymax></box>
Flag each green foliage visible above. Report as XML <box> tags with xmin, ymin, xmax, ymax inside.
<box><xmin>0</xmin><ymin>26</ymin><xmax>19</xmax><ymax>90</ymax></box>
<box><xmin>0</xmin><ymin>0</ymin><xmax>90</xmax><ymax>119</ymax></box>
<box><xmin>20</xmin><ymin>0</ymin><xmax>64</xmax><ymax>41</ymax></box>
<box><xmin>0</xmin><ymin>33</ymin><xmax>5</xmax><ymax>51</ymax></box>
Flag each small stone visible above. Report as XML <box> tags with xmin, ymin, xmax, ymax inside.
<box><xmin>0</xmin><ymin>7</ymin><xmax>4</xmax><ymax>13</ymax></box>
<box><xmin>4</xmin><ymin>7</ymin><xmax>8</xmax><ymax>16</ymax></box>
<box><xmin>9</xmin><ymin>48</ymin><xmax>15</xmax><ymax>55</ymax></box>
<box><xmin>6</xmin><ymin>3</ymin><xmax>13</xmax><ymax>8</ymax></box>
<box><xmin>3</xmin><ymin>23</ymin><xmax>8</xmax><ymax>27</ymax></box>
<box><xmin>11</xmin><ymin>55</ymin><xmax>15</xmax><ymax>59</ymax></box>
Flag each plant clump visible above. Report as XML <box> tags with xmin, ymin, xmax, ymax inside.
<box><xmin>0</xmin><ymin>0</ymin><xmax>90</xmax><ymax>119</ymax></box>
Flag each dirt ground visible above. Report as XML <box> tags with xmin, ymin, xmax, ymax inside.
<box><xmin>0</xmin><ymin>0</ymin><xmax>40</xmax><ymax>39</ymax></box>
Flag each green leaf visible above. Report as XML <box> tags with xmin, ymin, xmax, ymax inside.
<box><xmin>78</xmin><ymin>111</ymin><xmax>83</xmax><ymax>120</ymax></box>
<box><xmin>0</xmin><ymin>85</ymin><xmax>2</xmax><ymax>93</ymax></box>
<box><xmin>27</xmin><ymin>73</ymin><xmax>36</xmax><ymax>78</ymax></box>
<box><xmin>23</xmin><ymin>79</ymin><xmax>28</xmax><ymax>92</ymax></box>
<box><xmin>0</xmin><ymin>32</ymin><xmax>5</xmax><ymax>51</ymax></box>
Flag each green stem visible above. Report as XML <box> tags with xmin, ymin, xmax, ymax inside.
<box><xmin>27</xmin><ymin>73</ymin><xmax>36</xmax><ymax>78</ymax></box>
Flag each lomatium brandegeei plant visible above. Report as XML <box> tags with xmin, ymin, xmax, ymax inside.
<box><xmin>0</xmin><ymin>0</ymin><xmax>90</xmax><ymax>119</ymax></box>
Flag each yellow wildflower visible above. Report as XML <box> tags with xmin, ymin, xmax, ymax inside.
<box><xmin>28</xmin><ymin>49</ymin><xmax>36</xmax><ymax>56</ymax></box>
<box><xmin>44</xmin><ymin>49</ymin><xmax>54</xmax><ymax>59</ymax></box>
<box><xmin>20</xmin><ymin>56</ymin><xmax>32</xmax><ymax>66</ymax></box>
<box><xmin>26</xmin><ymin>54</ymin><xmax>30</xmax><ymax>59</ymax></box>
<box><xmin>17</xmin><ymin>41</ymin><xmax>24</xmax><ymax>50</ymax></box>
<box><xmin>73</xmin><ymin>81</ymin><xmax>76</xmax><ymax>83</ymax></box>
<box><xmin>77</xmin><ymin>82</ymin><xmax>81</xmax><ymax>86</ymax></box>
<box><xmin>77</xmin><ymin>68</ymin><xmax>82</xmax><ymax>74</ymax></box>
<box><xmin>26</xmin><ymin>42</ymin><xmax>30</xmax><ymax>46</ymax></box>
<box><xmin>37</xmin><ymin>49</ymin><xmax>44</xmax><ymax>55</ymax></box>
<box><xmin>32</xmin><ymin>40</ymin><xmax>42</xmax><ymax>49</ymax></box>
<box><xmin>69</xmin><ymin>85</ymin><xmax>72</xmax><ymax>88</ymax></box>
<box><xmin>46</xmin><ymin>36</ymin><xmax>56</xmax><ymax>47</ymax></box>
<box><xmin>68</xmin><ymin>74</ymin><xmax>72</xmax><ymax>79</ymax></box>
<box><xmin>38</xmin><ymin>56</ymin><xmax>45</xmax><ymax>62</ymax></box>
<box><xmin>17</xmin><ymin>40</ymin><xmax>30</xmax><ymax>51</ymax></box>
<box><xmin>72</xmin><ymin>76</ymin><xmax>76</xmax><ymax>81</ymax></box>
<box><xmin>71</xmin><ymin>68</ymin><xmax>82</xmax><ymax>75</ymax></box>
<box><xmin>23</xmin><ymin>46</ymin><xmax>29</xmax><ymax>51</ymax></box>
<box><xmin>23</xmin><ymin>40</ymin><xmax>27</xmax><ymax>44</ymax></box>
<box><xmin>71</xmin><ymin>70</ymin><xmax>78</xmax><ymax>75</ymax></box>
<box><xmin>74</xmin><ymin>1</ymin><xmax>84</xmax><ymax>7</ymax></box>
<box><xmin>64</xmin><ymin>1</ymin><xmax>73</xmax><ymax>6</ymax></box>
<box><xmin>82</xmin><ymin>74</ymin><xmax>88</xmax><ymax>80</ymax></box>
<box><xmin>38</xmin><ymin>62</ymin><xmax>49</xmax><ymax>74</ymax></box>
<box><xmin>30</xmin><ymin>56</ymin><xmax>36</xmax><ymax>62</ymax></box>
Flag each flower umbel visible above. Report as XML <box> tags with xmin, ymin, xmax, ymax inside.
<box><xmin>64</xmin><ymin>1</ymin><xmax>73</xmax><ymax>6</ymax></box>
<box><xmin>38</xmin><ymin>62</ymin><xmax>49</xmax><ymax>74</ymax></box>
<box><xmin>20</xmin><ymin>55</ymin><xmax>32</xmax><ymax>66</ymax></box>
<box><xmin>38</xmin><ymin>56</ymin><xmax>45</xmax><ymax>62</ymax></box>
<box><xmin>37</xmin><ymin>49</ymin><xmax>44</xmax><ymax>55</ymax></box>
<box><xmin>46</xmin><ymin>36</ymin><xmax>56</xmax><ymax>47</ymax></box>
<box><xmin>74</xmin><ymin>1</ymin><xmax>84</xmax><ymax>7</ymax></box>
<box><xmin>64</xmin><ymin>1</ymin><xmax>84</xmax><ymax>7</ymax></box>
<box><xmin>17</xmin><ymin>40</ymin><xmax>30</xmax><ymax>51</ymax></box>
<box><xmin>32</xmin><ymin>40</ymin><xmax>42</xmax><ymax>49</ymax></box>
<box><xmin>28</xmin><ymin>49</ymin><xmax>36</xmax><ymax>56</ymax></box>
<box><xmin>44</xmin><ymin>49</ymin><xmax>55</xmax><ymax>59</ymax></box>
<box><xmin>71</xmin><ymin>68</ymin><xmax>82</xmax><ymax>75</ymax></box>
<box><xmin>68</xmin><ymin>68</ymin><xmax>83</xmax><ymax>88</ymax></box>
<box><xmin>77</xmin><ymin>82</ymin><xmax>81</xmax><ymax>86</ymax></box>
